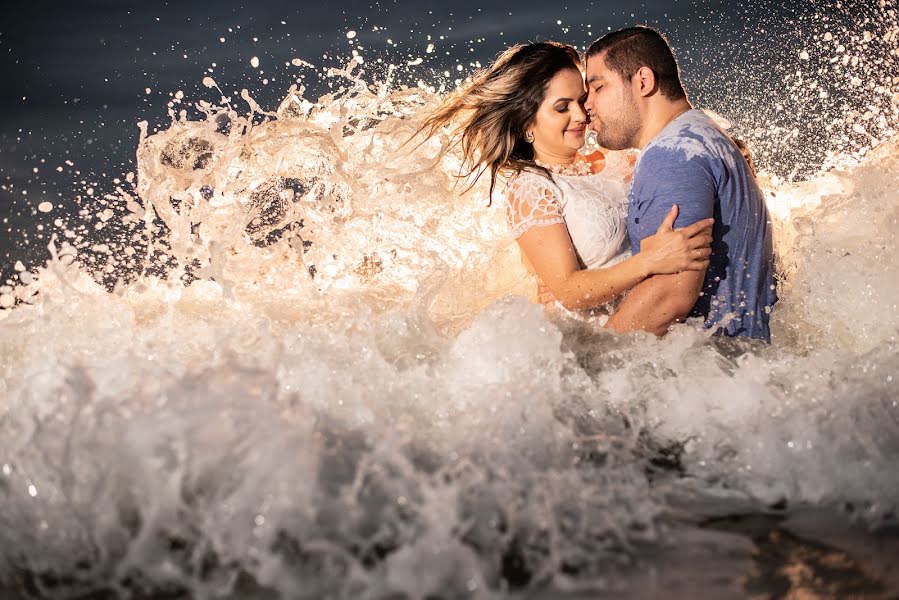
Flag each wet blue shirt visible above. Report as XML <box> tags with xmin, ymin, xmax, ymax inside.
<box><xmin>627</xmin><ymin>109</ymin><xmax>776</xmax><ymax>341</ymax></box>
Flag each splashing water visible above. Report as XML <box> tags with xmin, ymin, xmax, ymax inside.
<box><xmin>1</xmin><ymin>5</ymin><xmax>899</xmax><ymax>600</ymax></box>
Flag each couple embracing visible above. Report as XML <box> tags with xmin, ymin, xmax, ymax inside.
<box><xmin>421</xmin><ymin>26</ymin><xmax>776</xmax><ymax>341</ymax></box>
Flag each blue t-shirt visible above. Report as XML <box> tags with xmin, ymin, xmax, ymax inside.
<box><xmin>627</xmin><ymin>109</ymin><xmax>776</xmax><ymax>341</ymax></box>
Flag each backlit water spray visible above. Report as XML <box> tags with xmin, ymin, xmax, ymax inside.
<box><xmin>1</xmin><ymin>3</ymin><xmax>898</xmax><ymax>598</ymax></box>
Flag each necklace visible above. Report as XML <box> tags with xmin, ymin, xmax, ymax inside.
<box><xmin>535</xmin><ymin>156</ymin><xmax>592</xmax><ymax>177</ymax></box>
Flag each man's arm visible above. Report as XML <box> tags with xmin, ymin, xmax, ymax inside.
<box><xmin>605</xmin><ymin>269</ymin><xmax>705</xmax><ymax>335</ymax></box>
<box><xmin>610</xmin><ymin>146</ymin><xmax>717</xmax><ymax>334</ymax></box>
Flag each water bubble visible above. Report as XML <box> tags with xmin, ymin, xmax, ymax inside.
<box><xmin>37</xmin><ymin>201</ymin><xmax>53</xmax><ymax>213</ymax></box>
<box><xmin>346</xmin><ymin>30</ymin><xmax>357</xmax><ymax>39</ymax></box>
<box><xmin>250</xmin><ymin>56</ymin><xmax>260</xmax><ymax>68</ymax></box>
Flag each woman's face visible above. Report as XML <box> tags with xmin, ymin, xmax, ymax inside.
<box><xmin>529</xmin><ymin>67</ymin><xmax>588</xmax><ymax>160</ymax></box>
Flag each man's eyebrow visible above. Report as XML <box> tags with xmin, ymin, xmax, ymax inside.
<box><xmin>586</xmin><ymin>75</ymin><xmax>605</xmax><ymax>84</ymax></box>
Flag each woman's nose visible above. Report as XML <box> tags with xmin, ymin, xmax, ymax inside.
<box><xmin>572</xmin><ymin>102</ymin><xmax>588</xmax><ymax>123</ymax></box>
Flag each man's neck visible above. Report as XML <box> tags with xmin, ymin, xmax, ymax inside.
<box><xmin>636</xmin><ymin>99</ymin><xmax>692</xmax><ymax>150</ymax></box>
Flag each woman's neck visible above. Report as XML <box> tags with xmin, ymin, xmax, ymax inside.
<box><xmin>533</xmin><ymin>149</ymin><xmax>578</xmax><ymax>166</ymax></box>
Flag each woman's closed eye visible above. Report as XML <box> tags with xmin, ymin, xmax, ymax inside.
<box><xmin>555</xmin><ymin>97</ymin><xmax>588</xmax><ymax>113</ymax></box>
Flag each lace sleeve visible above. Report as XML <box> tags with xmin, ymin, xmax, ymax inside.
<box><xmin>505</xmin><ymin>173</ymin><xmax>565</xmax><ymax>238</ymax></box>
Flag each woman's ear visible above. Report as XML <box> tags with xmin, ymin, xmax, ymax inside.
<box><xmin>522</xmin><ymin>119</ymin><xmax>536</xmax><ymax>143</ymax></box>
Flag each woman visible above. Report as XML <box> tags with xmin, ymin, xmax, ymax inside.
<box><xmin>418</xmin><ymin>42</ymin><xmax>712</xmax><ymax>321</ymax></box>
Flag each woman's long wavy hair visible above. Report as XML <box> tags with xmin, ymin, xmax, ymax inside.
<box><xmin>415</xmin><ymin>41</ymin><xmax>582</xmax><ymax>201</ymax></box>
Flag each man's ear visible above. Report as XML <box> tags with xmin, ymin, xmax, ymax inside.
<box><xmin>633</xmin><ymin>66</ymin><xmax>657</xmax><ymax>97</ymax></box>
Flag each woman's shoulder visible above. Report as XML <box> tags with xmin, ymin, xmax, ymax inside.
<box><xmin>507</xmin><ymin>167</ymin><xmax>554</xmax><ymax>186</ymax></box>
<box><xmin>505</xmin><ymin>168</ymin><xmax>561</xmax><ymax>199</ymax></box>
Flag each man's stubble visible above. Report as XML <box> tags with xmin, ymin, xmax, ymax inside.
<box><xmin>595</xmin><ymin>87</ymin><xmax>642</xmax><ymax>151</ymax></box>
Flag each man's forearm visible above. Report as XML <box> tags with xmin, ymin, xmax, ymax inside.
<box><xmin>606</xmin><ymin>272</ymin><xmax>703</xmax><ymax>335</ymax></box>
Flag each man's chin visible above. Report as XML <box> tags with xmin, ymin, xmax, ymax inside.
<box><xmin>597</xmin><ymin>134</ymin><xmax>632</xmax><ymax>151</ymax></box>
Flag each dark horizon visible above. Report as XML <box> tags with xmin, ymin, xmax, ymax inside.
<box><xmin>0</xmin><ymin>0</ymin><xmax>888</xmax><ymax>279</ymax></box>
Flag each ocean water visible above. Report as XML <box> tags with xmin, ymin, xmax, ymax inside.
<box><xmin>1</xmin><ymin>3</ymin><xmax>898</xmax><ymax>599</ymax></box>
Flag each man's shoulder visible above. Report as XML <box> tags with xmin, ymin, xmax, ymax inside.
<box><xmin>644</xmin><ymin>111</ymin><xmax>722</xmax><ymax>160</ymax></box>
<box><xmin>638</xmin><ymin>110</ymin><xmax>741</xmax><ymax>180</ymax></box>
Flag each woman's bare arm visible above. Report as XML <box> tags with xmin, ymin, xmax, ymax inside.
<box><xmin>516</xmin><ymin>206</ymin><xmax>711</xmax><ymax>311</ymax></box>
<box><xmin>516</xmin><ymin>223</ymin><xmax>651</xmax><ymax>310</ymax></box>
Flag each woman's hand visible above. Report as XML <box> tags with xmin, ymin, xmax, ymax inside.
<box><xmin>536</xmin><ymin>277</ymin><xmax>557</xmax><ymax>308</ymax></box>
<box><xmin>638</xmin><ymin>205</ymin><xmax>714</xmax><ymax>276</ymax></box>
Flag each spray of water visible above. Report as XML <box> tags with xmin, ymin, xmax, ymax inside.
<box><xmin>1</xmin><ymin>3</ymin><xmax>898</xmax><ymax>598</ymax></box>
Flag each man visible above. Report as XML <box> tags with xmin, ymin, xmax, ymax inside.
<box><xmin>583</xmin><ymin>26</ymin><xmax>776</xmax><ymax>341</ymax></box>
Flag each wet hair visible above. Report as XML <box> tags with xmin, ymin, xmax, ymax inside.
<box><xmin>585</xmin><ymin>26</ymin><xmax>687</xmax><ymax>101</ymax></box>
<box><xmin>415</xmin><ymin>41</ymin><xmax>581</xmax><ymax>200</ymax></box>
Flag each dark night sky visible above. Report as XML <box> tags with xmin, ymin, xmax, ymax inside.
<box><xmin>0</xmin><ymin>0</ymin><xmax>886</xmax><ymax>276</ymax></box>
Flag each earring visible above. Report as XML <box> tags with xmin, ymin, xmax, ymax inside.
<box><xmin>524</xmin><ymin>131</ymin><xmax>535</xmax><ymax>143</ymax></box>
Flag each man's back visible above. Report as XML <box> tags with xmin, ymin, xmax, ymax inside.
<box><xmin>627</xmin><ymin>109</ymin><xmax>777</xmax><ymax>341</ymax></box>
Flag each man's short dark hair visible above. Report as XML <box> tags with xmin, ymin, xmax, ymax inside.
<box><xmin>586</xmin><ymin>26</ymin><xmax>687</xmax><ymax>101</ymax></box>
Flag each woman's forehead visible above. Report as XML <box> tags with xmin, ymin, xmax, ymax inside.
<box><xmin>546</xmin><ymin>69</ymin><xmax>586</xmax><ymax>94</ymax></box>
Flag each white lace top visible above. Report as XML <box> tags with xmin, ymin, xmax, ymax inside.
<box><xmin>505</xmin><ymin>153</ymin><xmax>633</xmax><ymax>271</ymax></box>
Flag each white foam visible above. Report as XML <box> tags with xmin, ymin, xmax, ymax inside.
<box><xmin>1</xmin><ymin>12</ymin><xmax>898</xmax><ymax>597</ymax></box>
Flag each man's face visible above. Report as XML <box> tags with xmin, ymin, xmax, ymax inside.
<box><xmin>584</xmin><ymin>53</ymin><xmax>642</xmax><ymax>150</ymax></box>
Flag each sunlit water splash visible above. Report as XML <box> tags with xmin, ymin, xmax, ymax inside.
<box><xmin>1</xmin><ymin>5</ymin><xmax>899</xmax><ymax>600</ymax></box>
